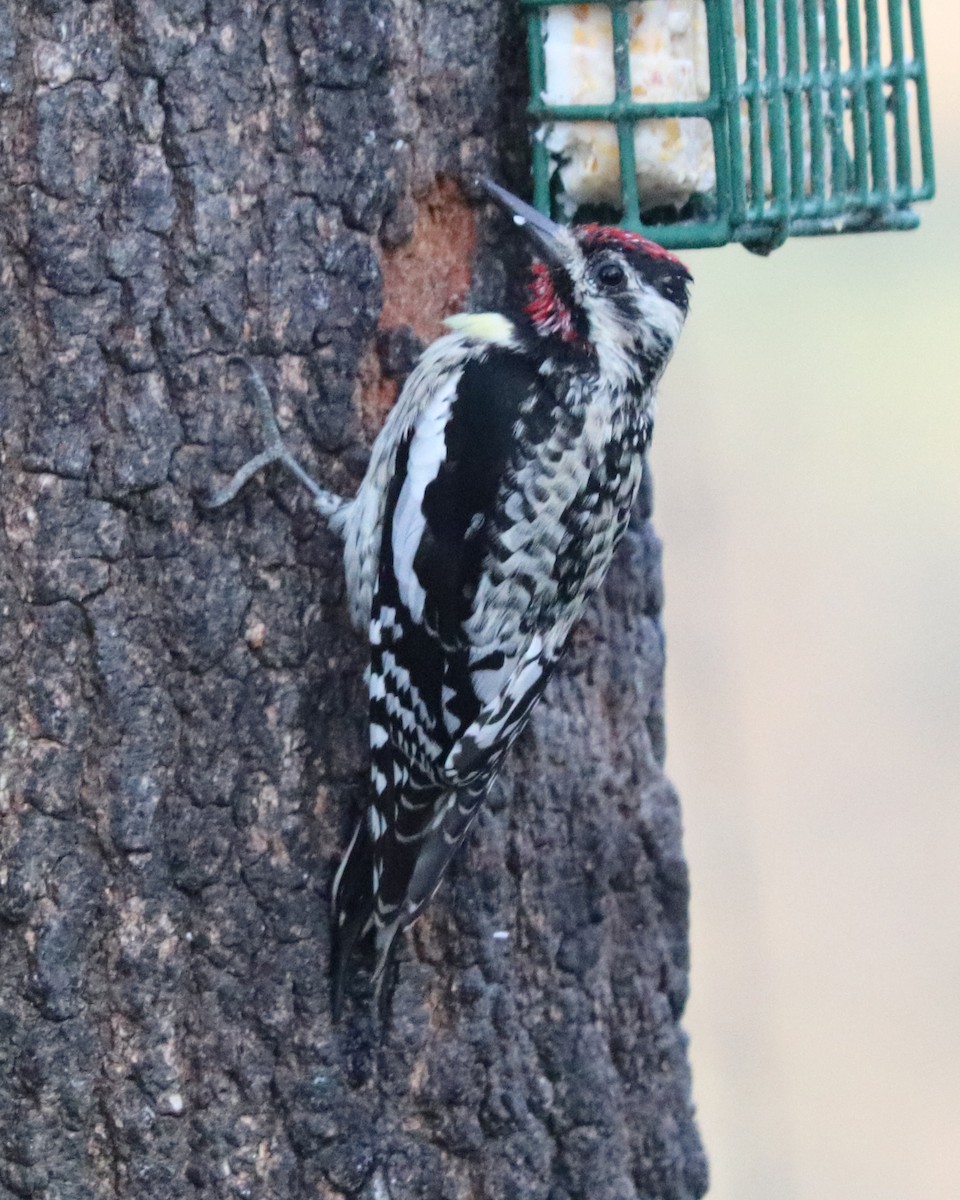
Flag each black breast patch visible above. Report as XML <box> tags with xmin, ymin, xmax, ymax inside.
<box><xmin>415</xmin><ymin>349</ymin><xmax>543</xmax><ymax>649</ymax></box>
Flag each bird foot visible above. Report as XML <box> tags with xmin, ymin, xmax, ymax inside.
<box><xmin>206</xmin><ymin>358</ymin><xmax>346</xmax><ymax>520</ymax></box>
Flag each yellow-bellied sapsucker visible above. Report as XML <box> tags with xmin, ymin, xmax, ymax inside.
<box><xmin>210</xmin><ymin>180</ymin><xmax>692</xmax><ymax>1015</ymax></box>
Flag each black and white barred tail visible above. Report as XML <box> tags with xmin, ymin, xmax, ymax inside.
<box><xmin>330</xmin><ymin>780</ymin><xmax>487</xmax><ymax>1017</ymax></box>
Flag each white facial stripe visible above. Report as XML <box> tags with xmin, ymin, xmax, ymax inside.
<box><xmin>634</xmin><ymin>280</ymin><xmax>686</xmax><ymax>355</ymax></box>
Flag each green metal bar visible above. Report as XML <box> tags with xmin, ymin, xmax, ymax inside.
<box><xmin>527</xmin><ymin>7</ymin><xmax>552</xmax><ymax>214</ymax></box>
<box><xmin>739</xmin><ymin>207</ymin><xmax>919</xmax><ymax>239</ymax></box>
<box><xmin>709</xmin><ymin>0</ymin><xmax>738</xmax><ymax>236</ymax></box>
<box><xmin>620</xmin><ymin>217</ymin><xmax>733</xmax><ymax>248</ymax></box>
<box><xmin>844</xmin><ymin>0</ymin><xmax>871</xmax><ymax>196</ymax></box>
<box><xmin>886</xmin><ymin>0</ymin><xmax>912</xmax><ymax>192</ymax></box>
<box><xmin>762</xmin><ymin>0</ymin><xmax>790</xmax><ymax>227</ymax></box>
<box><xmin>527</xmin><ymin>7</ymin><xmax>546</xmax><ymax>102</ymax></box>
<box><xmin>610</xmin><ymin>3</ymin><xmax>641</xmax><ymax>225</ymax></box>
<box><xmin>844</xmin><ymin>62</ymin><xmax>922</xmax><ymax>84</ymax></box>
<box><xmin>802</xmin><ymin>0</ymin><xmax>827</xmax><ymax>202</ymax></box>
<box><xmin>863</xmin><ymin>0</ymin><xmax>891</xmax><ymax>194</ymax></box>
<box><xmin>782</xmin><ymin>0</ymin><xmax>806</xmax><ymax>204</ymax></box>
<box><xmin>825</xmin><ymin>0</ymin><xmax>854</xmax><ymax>197</ymax></box>
<box><xmin>907</xmin><ymin>0</ymin><xmax>936</xmax><ymax>197</ymax></box>
<box><xmin>741</xmin><ymin>61</ymin><xmax>927</xmax><ymax>93</ymax></box>
<box><xmin>527</xmin><ymin>99</ymin><xmax>720</xmax><ymax>120</ymax></box>
<box><xmin>742</xmin><ymin>0</ymin><xmax>766</xmax><ymax>213</ymax></box>
<box><xmin>797</xmin><ymin>190</ymin><xmax>887</xmax><ymax>216</ymax></box>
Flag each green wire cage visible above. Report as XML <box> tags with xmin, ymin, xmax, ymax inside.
<box><xmin>523</xmin><ymin>0</ymin><xmax>935</xmax><ymax>251</ymax></box>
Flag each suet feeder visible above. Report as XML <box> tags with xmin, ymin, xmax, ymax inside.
<box><xmin>523</xmin><ymin>0</ymin><xmax>935</xmax><ymax>251</ymax></box>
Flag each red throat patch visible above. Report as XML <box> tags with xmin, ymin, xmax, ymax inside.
<box><xmin>524</xmin><ymin>262</ymin><xmax>577</xmax><ymax>342</ymax></box>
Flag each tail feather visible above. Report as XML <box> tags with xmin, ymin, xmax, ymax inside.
<box><xmin>406</xmin><ymin>783</ymin><xmax>487</xmax><ymax>914</ymax></box>
<box><xmin>330</xmin><ymin>782</ymin><xmax>489</xmax><ymax>1019</ymax></box>
<box><xmin>329</xmin><ymin>817</ymin><xmax>377</xmax><ymax>1021</ymax></box>
<box><xmin>372</xmin><ymin>781</ymin><xmax>489</xmax><ymax>972</ymax></box>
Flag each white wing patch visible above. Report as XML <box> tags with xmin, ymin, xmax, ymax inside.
<box><xmin>338</xmin><ymin>323</ymin><xmax>519</xmax><ymax>631</ymax></box>
<box><xmin>391</xmin><ymin>383</ymin><xmax>456</xmax><ymax>623</ymax></box>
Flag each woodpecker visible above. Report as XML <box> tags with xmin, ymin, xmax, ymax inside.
<box><xmin>209</xmin><ymin>180</ymin><xmax>692</xmax><ymax>1016</ymax></box>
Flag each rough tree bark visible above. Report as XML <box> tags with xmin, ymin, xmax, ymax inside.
<box><xmin>0</xmin><ymin>2</ymin><xmax>708</xmax><ymax>1197</ymax></box>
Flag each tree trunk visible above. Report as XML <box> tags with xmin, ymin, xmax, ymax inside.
<box><xmin>0</xmin><ymin>2</ymin><xmax>708</xmax><ymax>1197</ymax></box>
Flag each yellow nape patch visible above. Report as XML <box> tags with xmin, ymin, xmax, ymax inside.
<box><xmin>443</xmin><ymin>312</ymin><xmax>516</xmax><ymax>345</ymax></box>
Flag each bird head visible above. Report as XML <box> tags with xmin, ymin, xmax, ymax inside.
<box><xmin>480</xmin><ymin>179</ymin><xmax>692</xmax><ymax>385</ymax></box>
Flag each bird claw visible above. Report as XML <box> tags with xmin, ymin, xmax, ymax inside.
<box><xmin>205</xmin><ymin>358</ymin><xmax>346</xmax><ymax>519</ymax></box>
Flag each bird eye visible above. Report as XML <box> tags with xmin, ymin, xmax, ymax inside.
<box><xmin>597</xmin><ymin>262</ymin><xmax>625</xmax><ymax>289</ymax></box>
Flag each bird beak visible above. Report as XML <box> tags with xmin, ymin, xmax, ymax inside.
<box><xmin>479</xmin><ymin>178</ymin><xmax>573</xmax><ymax>270</ymax></box>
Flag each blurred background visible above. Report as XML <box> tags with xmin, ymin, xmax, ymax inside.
<box><xmin>652</xmin><ymin>0</ymin><xmax>959</xmax><ymax>1195</ymax></box>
